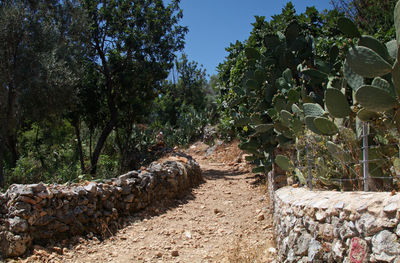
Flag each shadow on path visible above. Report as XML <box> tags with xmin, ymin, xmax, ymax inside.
<box><xmin>202</xmin><ymin>168</ymin><xmax>247</xmax><ymax>180</ymax></box>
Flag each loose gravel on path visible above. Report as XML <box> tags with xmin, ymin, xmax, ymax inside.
<box><xmin>19</xmin><ymin>141</ymin><xmax>276</xmax><ymax>263</ymax></box>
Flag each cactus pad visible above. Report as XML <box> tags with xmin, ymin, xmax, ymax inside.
<box><xmin>338</xmin><ymin>17</ymin><xmax>361</xmax><ymax>38</ymax></box>
<box><xmin>246</xmin><ymin>79</ymin><xmax>258</xmax><ymax>90</ymax></box>
<box><xmin>344</xmin><ymin>59</ymin><xmax>364</xmax><ymax>91</ymax></box>
<box><xmin>255</xmin><ymin>124</ymin><xmax>274</xmax><ymax>133</ymax></box>
<box><xmin>285</xmin><ymin>21</ymin><xmax>300</xmax><ymax>41</ymax></box>
<box><xmin>291</xmin><ymin>104</ymin><xmax>303</xmax><ymax>117</ymax></box>
<box><xmin>359</xmin><ymin>35</ymin><xmax>391</xmax><ymax>63</ymax></box>
<box><xmin>254</xmin><ymin>69</ymin><xmax>266</xmax><ymax>83</ymax></box>
<box><xmin>393</xmin><ymin>60</ymin><xmax>400</xmax><ymax>98</ymax></box>
<box><xmin>288</xmin><ymin>89</ymin><xmax>300</xmax><ymax>102</ymax></box>
<box><xmin>313</xmin><ymin>117</ymin><xmax>339</xmax><ymax>135</ymax></box>
<box><xmin>303</xmin><ymin>103</ymin><xmax>325</xmax><ymax>117</ymax></box>
<box><xmin>275</xmin><ymin>155</ymin><xmax>291</xmax><ymax>171</ymax></box>
<box><xmin>386</xmin><ymin>40</ymin><xmax>398</xmax><ymax>59</ymax></box>
<box><xmin>264</xmin><ymin>34</ymin><xmax>281</xmax><ymax>48</ymax></box>
<box><xmin>305</xmin><ymin>116</ymin><xmax>323</xmax><ymax>135</ymax></box>
<box><xmin>395</xmin><ymin>0</ymin><xmax>400</xmax><ymax>45</ymax></box>
<box><xmin>357</xmin><ymin>108</ymin><xmax>379</xmax><ymax>121</ymax></box>
<box><xmin>244</xmin><ymin>47</ymin><xmax>260</xmax><ymax>60</ymax></box>
<box><xmin>347</xmin><ymin>46</ymin><xmax>392</xmax><ymax>78</ymax></box>
<box><xmin>280</xmin><ymin>110</ymin><xmax>293</xmax><ymax>126</ymax></box>
<box><xmin>355</xmin><ymin>85</ymin><xmax>398</xmax><ymax>112</ymax></box>
<box><xmin>372</xmin><ymin>77</ymin><xmax>395</xmax><ymax>96</ymax></box>
<box><xmin>325</xmin><ymin>88</ymin><xmax>351</xmax><ymax>118</ymax></box>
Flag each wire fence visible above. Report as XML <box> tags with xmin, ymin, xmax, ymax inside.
<box><xmin>288</xmin><ymin>122</ymin><xmax>400</xmax><ymax>192</ymax></box>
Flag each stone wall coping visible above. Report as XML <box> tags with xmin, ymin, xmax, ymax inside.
<box><xmin>276</xmin><ymin>186</ymin><xmax>400</xmax><ymax>214</ymax></box>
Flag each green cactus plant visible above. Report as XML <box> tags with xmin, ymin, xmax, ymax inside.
<box><xmin>303</xmin><ymin>103</ymin><xmax>325</xmax><ymax>117</ymax></box>
<box><xmin>244</xmin><ymin>47</ymin><xmax>261</xmax><ymax>60</ymax></box>
<box><xmin>358</xmin><ymin>35</ymin><xmax>392</xmax><ymax>63</ymax></box>
<box><xmin>280</xmin><ymin>110</ymin><xmax>293</xmax><ymax>126</ymax></box>
<box><xmin>325</xmin><ymin>88</ymin><xmax>352</xmax><ymax>118</ymax></box>
<box><xmin>347</xmin><ymin>46</ymin><xmax>393</xmax><ymax>78</ymax></box>
<box><xmin>395</xmin><ymin>0</ymin><xmax>400</xmax><ymax>45</ymax></box>
<box><xmin>343</xmin><ymin>60</ymin><xmax>364</xmax><ymax>91</ymax></box>
<box><xmin>355</xmin><ymin>85</ymin><xmax>398</xmax><ymax>112</ymax></box>
<box><xmin>254</xmin><ymin>123</ymin><xmax>274</xmax><ymax>133</ymax></box>
<box><xmin>372</xmin><ymin>77</ymin><xmax>395</xmax><ymax>96</ymax></box>
<box><xmin>313</xmin><ymin>117</ymin><xmax>339</xmax><ymax>135</ymax></box>
<box><xmin>357</xmin><ymin>108</ymin><xmax>379</xmax><ymax>121</ymax></box>
<box><xmin>386</xmin><ymin>40</ymin><xmax>398</xmax><ymax>59</ymax></box>
<box><xmin>275</xmin><ymin>155</ymin><xmax>291</xmax><ymax>171</ymax></box>
<box><xmin>305</xmin><ymin>116</ymin><xmax>323</xmax><ymax>135</ymax></box>
<box><xmin>393</xmin><ymin>60</ymin><xmax>400</xmax><ymax>97</ymax></box>
<box><xmin>338</xmin><ymin>17</ymin><xmax>361</xmax><ymax>38</ymax></box>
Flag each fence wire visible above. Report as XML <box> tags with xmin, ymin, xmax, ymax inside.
<box><xmin>288</xmin><ymin>123</ymin><xmax>400</xmax><ymax>191</ymax></box>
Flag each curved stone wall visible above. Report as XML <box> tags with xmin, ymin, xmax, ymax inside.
<box><xmin>0</xmin><ymin>153</ymin><xmax>203</xmax><ymax>258</ymax></box>
<box><xmin>272</xmin><ymin>186</ymin><xmax>400</xmax><ymax>262</ymax></box>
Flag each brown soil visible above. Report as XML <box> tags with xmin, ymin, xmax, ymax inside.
<box><xmin>15</xmin><ymin>141</ymin><xmax>276</xmax><ymax>263</ymax></box>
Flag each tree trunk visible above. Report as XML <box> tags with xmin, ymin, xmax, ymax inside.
<box><xmin>34</xmin><ymin>126</ymin><xmax>46</xmax><ymax>170</ymax></box>
<box><xmin>7</xmin><ymin>133</ymin><xmax>18</xmax><ymax>167</ymax></box>
<box><xmin>72</xmin><ymin>117</ymin><xmax>86</xmax><ymax>173</ymax></box>
<box><xmin>89</xmin><ymin>37</ymin><xmax>118</xmax><ymax>175</ymax></box>
<box><xmin>89</xmin><ymin>109</ymin><xmax>117</xmax><ymax>175</ymax></box>
<box><xmin>0</xmin><ymin>82</ymin><xmax>18</xmax><ymax>187</ymax></box>
<box><xmin>0</xmin><ymin>134</ymin><xmax>6</xmax><ymax>188</ymax></box>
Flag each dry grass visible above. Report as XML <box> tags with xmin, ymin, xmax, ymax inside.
<box><xmin>216</xmin><ymin>237</ymin><xmax>276</xmax><ymax>263</ymax></box>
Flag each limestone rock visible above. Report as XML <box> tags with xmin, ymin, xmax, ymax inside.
<box><xmin>356</xmin><ymin>213</ymin><xmax>382</xmax><ymax>236</ymax></box>
<box><xmin>372</xmin><ymin>230</ymin><xmax>400</xmax><ymax>262</ymax></box>
<box><xmin>349</xmin><ymin>237</ymin><xmax>368</xmax><ymax>263</ymax></box>
<box><xmin>8</xmin><ymin>217</ymin><xmax>28</xmax><ymax>233</ymax></box>
<box><xmin>332</xmin><ymin>239</ymin><xmax>344</xmax><ymax>261</ymax></box>
<box><xmin>308</xmin><ymin>239</ymin><xmax>322</xmax><ymax>261</ymax></box>
<box><xmin>296</xmin><ymin>232</ymin><xmax>312</xmax><ymax>256</ymax></box>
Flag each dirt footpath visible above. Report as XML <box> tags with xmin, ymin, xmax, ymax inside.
<box><xmin>19</xmin><ymin>141</ymin><xmax>276</xmax><ymax>263</ymax></box>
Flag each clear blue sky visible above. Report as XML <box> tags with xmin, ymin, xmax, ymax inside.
<box><xmin>177</xmin><ymin>0</ymin><xmax>332</xmax><ymax>77</ymax></box>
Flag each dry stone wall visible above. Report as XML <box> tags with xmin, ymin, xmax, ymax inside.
<box><xmin>270</xmin><ymin>184</ymin><xmax>400</xmax><ymax>263</ymax></box>
<box><xmin>0</xmin><ymin>153</ymin><xmax>202</xmax><ymax>258</ymax></box>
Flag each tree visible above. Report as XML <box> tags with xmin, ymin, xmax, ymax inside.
<box><xmin>73</xmin><ymin>0</ymin><xmax>187</xmax><ymax>174</ymax></box>
<box><xmin>0</xmin><ymin>0</ymin><xmax>76</xmax><ymax>186</ymax></box>
<box><xmin>156</xmin><ymin>54</ymin><xmax>208</xmax><ymax>126</ymax></box>
<box><xmin>330</xmin><ymin>0</ymin><xmax>396</xmax><ymax>41</ymax></box>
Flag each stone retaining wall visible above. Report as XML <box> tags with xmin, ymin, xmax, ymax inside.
<box><xmin>270</xmin><ymin>183</ymin><xmax>400</xmax><ymax>262</ymax></box>
<box><xmin>0</xmin><ymin>153</ymin><xmax>202</xmax><ymax>258</ymax></box>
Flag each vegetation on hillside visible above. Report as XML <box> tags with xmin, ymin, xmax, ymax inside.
<box><xmin>1</xmin><ymin>0</ymin><xmax>399</xmax><ymax>192</ymax></box>
<box><xmin>214</xmin><ymin>1</ymin><xmax>400</xmax><ymax>190</ymax></box>
<box><xmin>0</xmin><ymin>0</ymin><xmax>215</xmax><ymax>190</ymax></box>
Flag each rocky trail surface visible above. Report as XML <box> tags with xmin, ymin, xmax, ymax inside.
<box><xmin>16</xmin><ymin>141</ymin><xmax>276</xmax><ymax>263</ymax></box>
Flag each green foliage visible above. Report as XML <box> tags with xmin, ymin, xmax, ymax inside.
<box><xmin>343</xmin><ymin>60</ymin><xmax>364</xmax><ymax>91</ymax></box>
<box><xmin>338</xmin><ymin>17</ymin><xmax>361</xmax><ymax>38</ymax></box>
<box><xmin>395</xmin><ymin>0</ymin><xmax>400</xmax><ymax>44</ymax></box>
<box><xmin>332</xmin><ymin>0</ymin><xmax>396</xmax><ymax>42</ymax></box>
<box><xmin>216</xmin><ymin>0</ymin><xmax>400</xmax><ymax>190</ymax></box>
<box><xmin>313</xmin><ymin>117</ymin><xmax>339</xmax><ymax>136</ymax></box>
<box><xmin>359</xmin><ymin>35</ymin><xmax>392</xmax><ymax>63</ymax></box>
<box><xmin>0</xmin><ymin>0</ymin><xmax>215</xmax><ymax>189</ymax></box>
<box><xmin>355</xmin><ymin>85</ymin><xmax>398</xmax><ymax>112</ymax></box>
<box><xmin>303</xmin><ymin>103</ymin><xmax>325</xmax><ymax>117</ymax></box>
<box><xmin>325</xmin><ymin>88</ymin><xmax>351</xmax><ymax>118</ymax></box>
<box><xmin>357</xmin><ymin>109</ymin><xmax>379</xmax><ymax>121</ymax></box>
<box><xmin>152</xmin><ymin>54</ymin><xmax>214</xmax><ymax>147</ymax></box>
<box><xmin>346</xmin><ymin>46</ymin><xmax>393</xmax><ymax>78</ymax></box>
<box><xmin>275</xmin><ymin>155</ymin><xmax>291</xmax><ymax>171</ymax></box>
